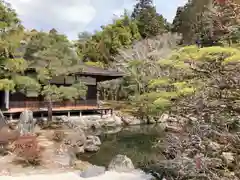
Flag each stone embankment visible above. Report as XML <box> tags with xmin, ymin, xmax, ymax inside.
<box><xmin>49</xmin><ymin>112</ymin><xmax>183</xmax><ymax>133</ymax></box>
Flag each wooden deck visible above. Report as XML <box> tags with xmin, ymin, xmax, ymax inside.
<box><xmin>2</xmin><ymin>105</ymin><xmax>113</xmax><ymax>119</ymax></box>
<box><xmin>4</xmin><ymin>105</ymin><xmax>99</xmax><ymax>113</ymax></box>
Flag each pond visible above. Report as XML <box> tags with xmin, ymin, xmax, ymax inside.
<box><xmin>79</xmin><ymin>124</ymin><xmax>166</xmax><ymax>169</ymax></box>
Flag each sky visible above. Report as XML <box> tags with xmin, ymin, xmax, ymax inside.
<box><xmin>6</xmin><ymin>0</ymin><xmax>187</xmax><ymax>40</ymax></box>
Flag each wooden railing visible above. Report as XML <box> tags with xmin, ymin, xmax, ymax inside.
<box><xmin>9</xmin><ymin>100</ymin><xmax>97</xmax><ymax>109</ymax></box>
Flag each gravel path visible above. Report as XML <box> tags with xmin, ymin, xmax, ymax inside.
<box><xmin>0</xmin><ymin>171</ymin><xmax>152</xmax><ymax>180</ymax></box>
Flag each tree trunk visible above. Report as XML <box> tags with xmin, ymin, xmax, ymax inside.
<box><xmin>208</xmin><ymin>0</ymin><xmax>214</xmax><ymax>37</ymax></box>
<box><xmin>47</xmin><ymin>97</ymin><xmax>52</xmax><ymax>122</ymax></box>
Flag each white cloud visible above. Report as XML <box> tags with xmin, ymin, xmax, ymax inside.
<box><xmin>155</xmin><ymin>0</ymin><xmax>188</xmax><ymax>22</ymax></box>
<box><xmin>111</xmin><ymin>0</ymin><xmax>134</xmax><ymax>17</ymax></box>
<box><xmin>57</xmin><ymin>5</ymin><xmax>95</xmax><ymax>24</ymax></box>
<box><xmin>6</xmin><ymin>0</ymin><xmax>96</xmax><ymax>39</ymax></box>
<box><xmin>19</xmin><ymin>0</ymin><xmax>31</xmax><ymax>3</ymax></box>
<box><xmin>5</xmin><ymin>0</ymin><xmax>187</xmax><ymax>39</ymax></box>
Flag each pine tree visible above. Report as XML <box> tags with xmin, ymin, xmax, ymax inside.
<box><xmin>24</xmin><ymin>31</ymin><xmax>87</xmax><ymax>121</ymax></box>
<box><xmin>131</xmin><ymin>0</ymin><xmax>167</xmax><ymax>38</ymax></box>
<box><xmin>0</xmin><ymin>0</ymin><xmax>30</xmax><ymax>93</ymax></box>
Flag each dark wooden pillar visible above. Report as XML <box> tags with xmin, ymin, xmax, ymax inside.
<box><xmin>96</xmin><ymin>79</ymin><xmax>99</xmax><ymax>108</ymax></box>
<box><xmin>64</xmin><ymin>77</ymin><xmax>66</xmax><ymax>85</ymax></box>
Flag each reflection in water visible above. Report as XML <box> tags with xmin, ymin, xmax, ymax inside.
<box><xmin>80</xmin><ymin>125</ymin><xmax>166</xmax><ymax>168</ymax></box>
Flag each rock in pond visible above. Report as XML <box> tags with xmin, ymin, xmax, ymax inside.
<box><xmin>84</xmin><ymin>135</ymin><xmax>101</xmax><ymax>152</ymax></box>
<box><xmin>80</xmin><ymin>165</ymin><xmax>106</xmax><ymax>178</ymax></box>
<box><xmin>158</xmin><ymin>113</ymin><xmax>169</xmax><ymax>123</ymax></box>
<box><xmin>165</xmin><ymin>125</ymin><xmax>182</xmax><ymax>133</ymax></box>
<box><xmin>108</xmin><ymin>154</ymin><xmax>135</xmax><ymax>172</ymax></box>
<box><xmin>84</xmin><ymin>145</ymin><xmax>100</xmax><ymax>152</ymax></box>
<box><xmin>86</xmin><ymin>135</ymin><xmax>101</xmax><ymax>146</ymax></box>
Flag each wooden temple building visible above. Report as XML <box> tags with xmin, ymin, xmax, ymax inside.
<box><xmin>0</xmin><ymin>65</ymin><xmax>124</xmax><ymax>118</ymax></box>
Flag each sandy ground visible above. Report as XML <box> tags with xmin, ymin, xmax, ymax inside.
<box><xmin>0</xmin><ymin>171</ymin><xmax>152</xmax><ymax>180</ymax></box>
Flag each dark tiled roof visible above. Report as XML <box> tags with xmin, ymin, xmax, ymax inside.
<box><xmin>26</xmin><ymin>64</ymin><xmax>124</xmax><ymax>82</ymax></box>
<box><xmin>27</xmin><ymin>65</ymin><xmax>124</xmax><ymax>77</ymax></box>
<box><xmin>77</xmin><ymin>64</ymin><xmax>124</xmax><ymax>77</ymax></box>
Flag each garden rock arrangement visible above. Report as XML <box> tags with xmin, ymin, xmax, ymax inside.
<box><xmin>63</xmin><ymin>133</ymin><xmax>102</xmax><ymax>154</ymax></box>
<box><xmin>0</xmin><ymin>110</ymin><xmax>95</xmax><ymax>175</ymax></box>
<box><xmin>54</xmin><ymin>112</ymin><xmax>185</xmax><ymax>132</ymax></box>
<box><xmin>55</xmin><ymin>114</ymin><xmax>124</xmax><ymax>130</ymax></box>
<box><xmin>84</xmin><ymin>135</ymin><xmax>101</xmax><ymax>152</ymax></box>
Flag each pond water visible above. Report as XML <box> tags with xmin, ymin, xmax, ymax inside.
<box><xmin>79</xmin><ymin>125</ymin><xmax>166</xmax><ymax>169</ymax></box>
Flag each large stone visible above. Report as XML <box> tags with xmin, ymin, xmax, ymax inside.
<box><xmin>86</xmin><ymin>135</ymin><xmax>101</xmax><ymax>146</ymax></box>
<box><xmin>105</xmin><ymin>126</ymin><xmax>123</xmax><ymax>134</ymax></box>
<box><xmin>113</xmin><ymin>115</ymin><xmax>123</xmax><ymax>126</ymax></box>
<box><xmin>65</xmin><ymin>116</ymin><xmax>103</xmax><ymax>130</ymax></box>
<box><xmin>18</xmin><ymin>110</ymin><xmax>35</xmax><ymax>135</ymax></box>
<box><xmin>0</xmin><ymin>144</ymin><xmax>7</xmax><ymax>155</ymax></box>
<box><xmin>0</xmin><ymin>111</ymin><xmax>6</xmax><ymax>129</ymax></box>
<box><xmin>0</xmin><ymin>111</ymin><xmax>19</xmax><ymax>146</ymax></box>
<box><xmin>83</xmin><ymin>135</ymin><xmax>101</xmax><ymax>152</ymax></box>
<box><xmin>121</xmin><ymin>115</ymin><xmax>141</xmax><ymax>125</ymax></box>
<box><xmin>222</xmin><ymin>152</ymin><xmax>234</xmax><ymax>165</ymax></box>
<box><xmin>128</xmin><ymin>117</ymin><xmax>141</xmax><ymax>125</ymax></box>
<box><xmin>74</xmin><ymin>160</ymin><xmax>92</xmax><ymax>171</ymax></box>
<box><xmin>71</xmin><ymin>144</ymin><xmax>85</xmax><ymax>155</ymax></box>
<box><xmin>158</xmin><ymin>113</ymin><xmax>169</xmax><ymax>123</ymax></box>
<box><xmin>0</xmin><ymin>126</ymin><xmax>20</xmax><ymax>144</ymax></box>
<box><xmin>86</xmin><ymin>120</ymin><xmax>101</xmax><ymax>130</ymax></box>
<box><xmin>99</xmin><ymin>116</ymin><xmax>118</xmax><ymax>127</ymax></box>
<box><xmin>54</xmin><ymin>152</ymin><xmax>72</xmax><ymax>167</ymax></box>
<box><xmin>108</xmin><ymin>154</ymin><xmax>135</xmax><ymax>172</ymax></box>
<box><xmin>80</xmin><ymin>165</ymin><xmax>106</xmax><ymax>178</ymax></box>
<box><xmin>84</xmin><ymin>145</ymin><xmax>100</xmax><ymax>152</ymax></box>
<box><xmin>55</xmin><ymin>115</ymin><xmax>68</xmax><ymax>122</ymax></box>
<box><xmin>144</xmin><ymin>116</ymin><xmax>156</xmax><ymax>124</ymax></box>
<box><xmin>73</xmin><ymin>118</ymin><xmax>89</xmax><ymax>130</ymax></box>
<box><xmin>208</xmin><ymin>141</ymin><xmax>221</xmax><ymax>151</ymax></box>
<box><xmin>205</xmin><ymin>158</ymin><xmax>223</xmax><ymax>168</ymax></box>
<box><xmin>165</xmin><ymin>125</ymin><xmax>182</xmax><ymax>133</ymax></box>
<box><xmin>65</xmin><ymin>132</ymin><xmax>86</xmax><ymax>147</ymax></box>
<box><xmin>67</xmin><ymin>146</ymin><xmax>79</xmax><ymax>166</ymax></box>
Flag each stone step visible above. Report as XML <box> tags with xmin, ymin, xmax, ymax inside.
<box><xmin>37</xmin><ymin>136</ymin><xmax>54</xmax><ymax>148</ymax></box>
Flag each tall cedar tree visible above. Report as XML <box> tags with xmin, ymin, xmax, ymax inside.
<box><xmin>172</xmin><ymin>0</ymin><xmax>240</xmax><ymax>45</ymax></box>
<box><xmin>131</xmin><ymin>0</ymin><xmax>167</xmax><ymax>38</ymax></box>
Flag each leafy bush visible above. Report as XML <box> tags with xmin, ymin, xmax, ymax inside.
<box><xmin>13</xmin><ymin>135</ymin><xmax>43</xmax><ymax>166</ymax></box>
<box><xmin>52</xmin><ymin>130</ymin><xmax>65</xmax><ymax>142</ymax></box>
